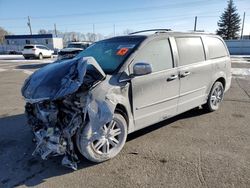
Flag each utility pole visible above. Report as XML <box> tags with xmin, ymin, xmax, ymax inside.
<box><xmin>240</xmin><ymin>12</ymin><xmax>245</xmax><ymax>39</ymax></box>
<box><xmin>92</xmin><ymin>24</ymin><xmax>95</xmax><ymax>42</ymax></box>
<box><xmin>54</xmin><ymin>23</ymin><xmax>58</xmax><ymax>37</ymax></box>
<box><xmin>194</xmin><ymin>16</ymin><xmax>197</xmax><ymax>32</ymax></box>
<box><xmin>113</xmin><ymin>24</ymin><xmax>116</xmax><ymax>37</ymax></box>
<box><xmin>93</xmin><ymin>24</ymin><xmax>95</xmax><ymax>34</ymax></box>
<box><xmin>27</xmin><ymin>16</ymin><xmax>32</xmax><ymax>35</ymax></box>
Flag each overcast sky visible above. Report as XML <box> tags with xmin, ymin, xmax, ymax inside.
<box><xmin>0</xmin><ymin>0</ymin><xmax>249</xmax><ymax>36</ymax></box>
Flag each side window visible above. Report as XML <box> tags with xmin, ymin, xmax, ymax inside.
<box><xmin>133</xmin><ymin>39</ymin><xmax>173</xmax><ymax>72</ymax></box>
<box><xmin>39</xmin><ymin>46</ymin><xmax>48</xmax><ymax>50</ymax></box>
<box><xmin>175</xmin><ymin>37</ymin><xmax>205</xmax><ymax>66</ymax></box>
<box><xmin>204</xmin><ymin>37</ymin><xmax>228</xmax><ymax>59</ymax></box>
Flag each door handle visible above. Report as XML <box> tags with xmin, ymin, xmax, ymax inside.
<box><xmin>180</xmin><ymin>71</ymin><xmax>191</xmax><ymax>78</ymax></box>
<box><xmin>167</xmin><ymin>75</ymin><xmax>178</xmax><ymax>81</ymax></box>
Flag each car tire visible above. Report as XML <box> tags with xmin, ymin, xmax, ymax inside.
<box><xmin>24</xmin><ymin>57</ymin><xmax>29</xmax><ymax>60</ymax></box>
<box><xmin>38</xmin><ymin>53</ymin><xmax>43</xmax><ymax>60</ymax></box>
<box><xmin>203</xmin><ymin>81</ymin><xmax>224</xmax><ymax>112</ymax></box>
<box><xmin>76</xmin><ymin>112</ymin><xmax>128</xmax><ymax>163</ymax></box>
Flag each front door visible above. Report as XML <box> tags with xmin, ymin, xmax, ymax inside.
<box><xmin>130</xmin><ymin>38</ymin><xmax>179</xmax><ymax>131</ymax></box>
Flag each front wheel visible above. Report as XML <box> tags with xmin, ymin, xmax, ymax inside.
<box><xmin>203</xmin><ymin>81</ymin><xmax>224</xmax><ymax>112</ymax></box>
<box><xmin>76</xmin><ymin>112</ymin><xmax>128</xmax><ymax>163</ymax></box>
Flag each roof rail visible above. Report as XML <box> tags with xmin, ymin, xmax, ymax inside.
<box><xmin>129</xmin><ymin>29</ymin><xmax>172</xmax><ymax>35</ymax></box>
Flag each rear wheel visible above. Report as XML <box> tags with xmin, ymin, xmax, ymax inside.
<box><xmin>76</xmin><ymin>112</ymin><xmax>127</xmax><ymax>162</ymax></box>
<box><xmin>203</xmin><ymin>81</ymin><xmax>224</xmax><ymax>112</ymax></box>
<box><xmin>38</xmin><ymin>53</ymin><xmax>43</xmax><ymax>60</ymax></box>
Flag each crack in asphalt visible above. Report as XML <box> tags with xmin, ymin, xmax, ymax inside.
<box><xmin>196</xmin><ymin>149</ymin><xmax>208</xmax><ymax>188</ymax></box>
<box><xmin>224</xmin><ymin>99</ymin><xmax>250</xmax><ymax>103</ymax></box>
<box><xmin>235</xmin><ymin>78</ymin><xmax>250</xmax><ymax>99</ymax></box>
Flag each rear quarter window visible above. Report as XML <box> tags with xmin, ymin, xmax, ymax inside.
<box><xmin>24</xmin><ymin>45</ymin><xmax>34</xmax><ymax>49</ymax></box>
<box><xmin>204</xmin><ymin>36</ymin><xmax>228</xmax><ymax>59</ymax></box>
<box><xmin>36</xmin><ymin>46</ymin><xmax>43</xmax><ymax>49</ymax></box>
<box><xmin>175</xmin><ymin>37</ymin><xmax>205</xmax><ymax>66</ymax></box>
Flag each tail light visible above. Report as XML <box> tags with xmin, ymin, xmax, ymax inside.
<box><xmin>32</xmin><ymin>48</ymin><xmax>36</xmax><ymax>51</ymax></box>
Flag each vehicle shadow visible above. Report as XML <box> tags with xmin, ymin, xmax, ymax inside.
<box><xmin>15</xmin><ymin>63</ymin><xmax>51</xmax><ymax>70</ymax></box>
<box><xmin>0</xmin><ymin>108</ymin><xmax>208</xmax><ymax>187</ymax></box>
<box><xmin>0</xmin><ymin>114</ymin><xmax>96</xmax><ymax>187</ymax></box>
<box><xmin>127</xmin><ymin>107</ymin><xmax>208</xmax><ymax>141</ymax></box>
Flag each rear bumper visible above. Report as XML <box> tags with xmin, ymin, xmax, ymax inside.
<box><xmin>23</xmin><ymin>54</ymin><xmax>38</xmax><ymax>58</ymax></box>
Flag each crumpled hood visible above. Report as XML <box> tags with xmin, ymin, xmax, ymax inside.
<box><xmin>21</xmin><ymin>57</ymin><xmax>106</xmax><ymax>102</ymax></box>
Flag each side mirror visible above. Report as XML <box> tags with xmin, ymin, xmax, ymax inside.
<box><xmin>133</xmin><ymin>62</ymin><xmax>152</xmax><ymax>76</ymax></box>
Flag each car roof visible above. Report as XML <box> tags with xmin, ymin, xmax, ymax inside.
<box><xmin>134</xmin><ymin>31</ymin><xmax>216</xmax><ymax>37</ymax></box>
<box><xmin>68</xmin><ymin>41</ymin><xmax>92</xmax><ymax>44</ymax></box>
<box><xmin>109</xmin><ymin>30</ymin><xmax>218</xmax><ymax>41</ymax></box>
<box><xmin>100</xmin><ymin>30</ymin><xmax>219</xmax><ymax>45</ymax></box>
<box><xmin>24</xmin><ymin>44</ymin><xmax>46</xmax><ymax>47</ymax></box>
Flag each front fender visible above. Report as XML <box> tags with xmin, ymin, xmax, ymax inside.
<box><xmin>89</xmin><ymin>76</ymin><xmax>135</xmax><ymax>133</ymax></box>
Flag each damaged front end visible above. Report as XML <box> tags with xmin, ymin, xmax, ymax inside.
<box><xmin>22</xmin><ymin>57</ymin><xmax>111</xmax><ymax>170</ymax></box>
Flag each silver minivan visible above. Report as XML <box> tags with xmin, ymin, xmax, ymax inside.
<box><xmin>22</xmin><ymin>30</ymin><xmax>231</xmax><ymax>169</ymax></box>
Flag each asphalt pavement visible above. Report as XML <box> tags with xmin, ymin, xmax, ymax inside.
<box><xmin>0</xmin><ymin>56</ymin><xmax>249</xmax><ymax>188</ymax></box>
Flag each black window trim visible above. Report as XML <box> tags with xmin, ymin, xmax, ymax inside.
<box><xmin>205</xmin><ymin>36</ymin><xmax>228</xmax><ymax>60</ymax></box>
<box><xmin>130</xmin><ymin>37</ymin><xmax>175</xmax><ymax>74</ymax></box>
<box><xmin>175</xmin><ymin>36</ymin><xmax>206</xmax><ymax>67</ymax></box>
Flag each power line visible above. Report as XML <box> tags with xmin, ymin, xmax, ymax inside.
<box><xmin>2</xmin><ymin>13</ymin><xmax>223</xmax><ymax>30</ymax></box>
<box><xmin>0</xmin><ymin>0</ymin><xmax>238</xmax><ymax>21</ymax></box>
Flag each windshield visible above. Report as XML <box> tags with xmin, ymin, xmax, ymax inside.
<box><xmin>76</xmin><ymin>36</ymin><xmax>146</xmax><ymax>74</ymax></box>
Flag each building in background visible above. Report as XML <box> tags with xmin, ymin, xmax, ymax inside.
<box><xmin>225</xmin><ymin>38</ymin><xmax>250</xmax><ymax>55</ymax></box>
<box><xmin>0</xmin><ymin>34</ymin><xmax>63</xmax><ymax>54</ymax></box>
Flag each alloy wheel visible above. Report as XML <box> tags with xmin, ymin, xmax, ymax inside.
<box><xmin>91</xmin><ymin>120</ymin><xmax>122</xmax><ymax>155</ymax></box>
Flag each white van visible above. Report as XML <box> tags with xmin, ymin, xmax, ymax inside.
<box><xmin>22</xmin><ymin>30</ymin><xmax>231</xmax><ymax>169</ymax></box>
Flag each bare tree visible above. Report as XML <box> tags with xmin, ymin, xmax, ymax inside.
<box><xmin>38</xmin><ymin>29</ymin><xmax>47</xmax><ymax>34</ymax></box>
<box><xmin>86</xmin><ymin>33</ymin><xmax>97</xmax><ymax>42</ymax></box>
<box><xmin>123</xmin><ymin>29</ymin><xmax>133</xmax><ymax>35</ymax></box>
<box><xmin>36</xmin><ymin>29</ymin><xmax>103</xmax><ymax>44</ymax></box>
<box><xmin>0</xmin><ymin>27</ymin><xmax>9</xmax><ymax>44</ymax></box>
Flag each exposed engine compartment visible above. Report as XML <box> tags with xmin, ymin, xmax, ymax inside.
<box><xmin>25</xmin><ymin>86</ymin><xmax>89</xmax><ymax>170</ymax></box>
<box><xmin>22</xmin><ymin>57</ymin><xmax>113</xmax><ymax>170</ymax></box>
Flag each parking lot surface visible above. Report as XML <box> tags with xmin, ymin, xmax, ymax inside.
<box><xmin>0</xmin><ymin>57</ymin><xmax>250</xmax><ymax>188</ymax></box>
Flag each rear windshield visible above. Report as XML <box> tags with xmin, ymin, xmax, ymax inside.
<box><xmin>68</xmin><ymin>44</ymin><xmax>83</xmax><ymax>48</ymax></box>
<box><xmin>24</xmin><ymin>45</ymin><xmax>34</xmax><ymax>49</ymax></box>
<box><xmin>77</xmin><ymin>36</ymin><xmax>146</xmax><ymax>74</ymax></box>
<box><xmin>67</xmin><ymin>43</ymin><xmax>90</xmax><ymax>49</ymax></box>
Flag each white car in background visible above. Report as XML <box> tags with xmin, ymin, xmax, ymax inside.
<box><xmin>22</xmin><ymin>44</ymin><xmax>54</xmax><ymax>60</ymax></box>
